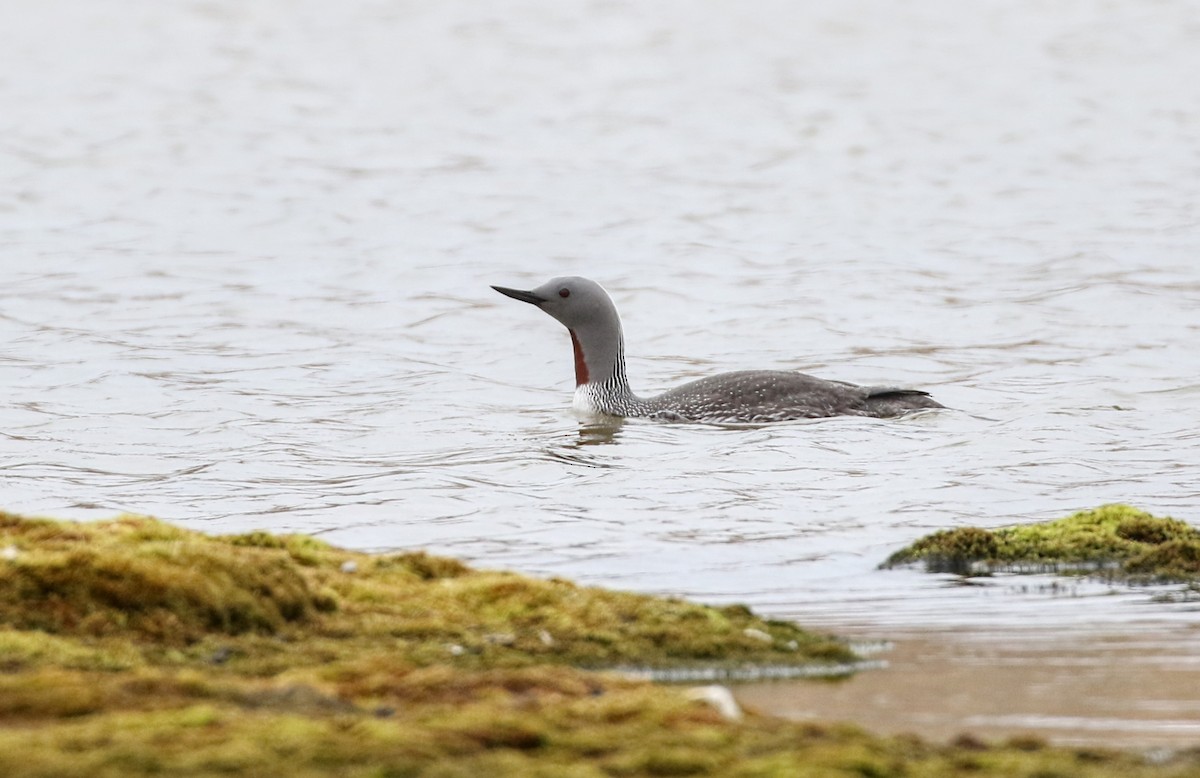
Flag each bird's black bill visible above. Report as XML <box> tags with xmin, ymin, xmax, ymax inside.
<box><xmin>491</xmin><ymin>285</ymin><xmax>547</xmax><ymax>305</ymax></box>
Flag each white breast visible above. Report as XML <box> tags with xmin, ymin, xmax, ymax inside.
<box><xmin>572</xmin><ymin>384</ymin><xmax>602</xmax><ymax>414</ymax></box>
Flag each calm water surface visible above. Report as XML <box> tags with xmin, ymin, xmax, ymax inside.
<box><xmin>2</xmin><ymin>0</ymin><xmax>1199</xmax><ymax>747</ymax></box>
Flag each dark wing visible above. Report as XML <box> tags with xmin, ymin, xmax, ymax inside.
<box><xmin>645</xmin><ymin>371</ymin><xmax>942</xmax><ymax>422</ymax></box>
<box><xmin>646</xmin><ymin>370</ymin><xmax>874</xmax><ymax>422</ymax></box>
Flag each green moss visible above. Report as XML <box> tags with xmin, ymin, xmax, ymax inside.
<box><xmin>0</xmin><ymin>628</ymin><xmax>140</xmax><ymax>672</ymax></box>
<box><xmin>0</xmin><ymin>511</ymin><xmax>847</xmax><ymax>670</ymax></box>
<box><xmin>3</xmin><ymin>674</ymin><xmax>1191</xmax><ymax>778</ymax></box>
<box><xmin>1125</xmin><ymin>540</ymin><xmax>1200</xmax><ymax>579</ymax></box>
<box><xmin>884</xmin><ymin>505</ymin><xmax>1200</xmax><ymax>582</ymax></box>
<box><xmin>3</xmin><ymin>510</ymin><xmax>1198</xmax><ymax>776</ymax></box>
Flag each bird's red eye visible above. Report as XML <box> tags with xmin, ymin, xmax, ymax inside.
<box><xmin>559</xmin><ymin>288</ymin><xmax>570</xmax><ymax>298</ymax></box>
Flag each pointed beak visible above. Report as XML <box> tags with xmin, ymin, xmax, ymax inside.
<box><xmin>491</xmin><ymin>285</ymin><xmax>548</xmax><ymax>306</ymax></box>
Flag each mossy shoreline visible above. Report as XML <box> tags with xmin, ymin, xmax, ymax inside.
<box><xmin>0</xmin><ymin>511</ymin><xmax>853</xmax><ymax>672</ymax></box>
<box><xmin>3</xmin><ymin>511</ymin><xmax>1199</xmax><ymax>777</ymax></box>
<box><xmin>883</xmin><ymin>504</ymin><xmax>1200</xmax><ymax>584</ymax></box>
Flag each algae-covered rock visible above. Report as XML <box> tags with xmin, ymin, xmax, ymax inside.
<box><xmin>883</xmin><ymin>504</ymin><xmax>1200</xmax><ymax>582</ymax></box>
<box><xmin>0</xmin><ymin>511</ymin><xmax>851</xmax><ymax>671</ymax></box>
<box><xmin>0</xmin><ymin>514</ymin><xmax>331</xmax><ymax>643</ymax></box>
<box><xmin>2</xmin><ymin>510</ymin><xmax>1199</xmax><ymax>777</ymax></box>
<box><xmin>0</xmin><ymin>666</ymin><xmax>1195</xmax><ymax>778</ymax></box>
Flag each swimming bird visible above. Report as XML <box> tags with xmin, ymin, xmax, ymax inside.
<box><xmin>491</xmin><ymin>277</ymin><xmax>943</xmax><ymax>423</ymax></box>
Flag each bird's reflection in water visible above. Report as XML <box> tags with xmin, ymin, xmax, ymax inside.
<box><xmin>576</xmin><ymin>418</ymin><xmax>624</xmax><ymax>446</ymax></box>
<box><xmin>541</xmin><ymin>419</ymin><xmax>624</xmax><ymax>469</ymax></box>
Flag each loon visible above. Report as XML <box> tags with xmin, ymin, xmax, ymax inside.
<box><xmin>491</xmin><ymin>276</ymin><xmax>943</xmax><ymax>423</ymax></box>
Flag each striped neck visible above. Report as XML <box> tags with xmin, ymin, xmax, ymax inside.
<box><xmin>571</xmin><ymin>336</ymin><xmax>648</xmax><ymax>416</ymax></box>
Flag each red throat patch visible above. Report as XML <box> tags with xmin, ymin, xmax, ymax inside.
<box><xmin>569</xmin><ymin>330</ymin><xmax>589</xmax><ymax>386</ymax></box>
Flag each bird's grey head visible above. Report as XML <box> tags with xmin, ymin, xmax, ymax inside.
<box><xmin>491</xmin><ymin>276</ymin><xmax>626</xmax><ymax>386</ymax></box>
<box><xmin>491</xmin><ymin>276</ymin><xmax>615</xmax><ymax>329</ymax></box>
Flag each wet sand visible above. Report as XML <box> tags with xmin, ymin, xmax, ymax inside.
<box><xmin>735</xmin><ymin>623</ymin><xmax>1200</xmax><ymax>749</ymax></box>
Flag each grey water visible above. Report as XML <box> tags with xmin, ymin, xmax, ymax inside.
<box><xmin>3</xmin><ymin>0</ymin><xmax>1199</xmax><ymax>747</ymax></box>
